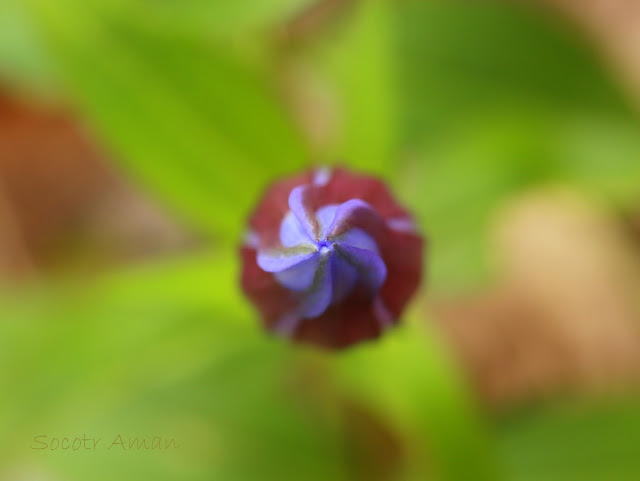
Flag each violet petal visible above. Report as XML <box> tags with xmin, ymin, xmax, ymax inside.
<box><xmin>329</xmin><ymin>254</ymin><xmax>359</xmax><ymax>304</ymax></box>
<box><xmin>327</xmin><ymin>199</ymin><xmax>383</xmax><ymax>239</ymax></box>
<box><xmin>315</xmin><ymin>204</ymin><xmax>339</xmax><ymax>239</ymax></box>
<box><xmin>299</xmin><ymin>255</ymin><xmax>333</xmax><ymax>318</ymax></box>
<box><xmin>274</xmin><ymin>253</ymin><xmax>321</xmax><ymax>291</ymax></box>
<box><xmin>257</xmin><ymin>244</ymin><xmax>317</xmax><ymax>273</ymax></box>
<box><xmin>333</xmin><ymin>227</ymin><xmax>379</xmax><ymax>254</ymax></box>
<box><xmin>334</xmin><ymin>244</ymin><xmax>387</xmax><ymax>293</ymax></box>
<box><xmin>280</xmin><ymin>211</ymin><xmax>313</xmax><ymax>248</ymax></box>
<box><xmin>288</xmin><ymin>186</ymin><xmax>319</xmax><ymax>241</ymax></box>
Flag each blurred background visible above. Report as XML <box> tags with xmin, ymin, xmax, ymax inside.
<box><xmin>1</xmin><ymin>0</ymin><xmax>640</xmax><ymax>480</ymax></box>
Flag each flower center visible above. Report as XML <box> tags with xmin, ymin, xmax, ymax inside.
<box><xmin>256</xmin><ymin>192</ymin><xmax>388</xmax><ymax>319</ymax></box>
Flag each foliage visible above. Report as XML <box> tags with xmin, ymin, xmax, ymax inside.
<box><xmin>1</xmin><ymin>1</ymin><xmax>639</xmax><ymax>480</ymax></box>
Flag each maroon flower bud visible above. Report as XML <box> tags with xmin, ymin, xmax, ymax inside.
<box><xmin>240</xmin><ymin>167</ymin><xmax>424</xmax><ymax>349</ymax></box>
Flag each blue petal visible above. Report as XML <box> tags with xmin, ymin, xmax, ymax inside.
<box><xmin>288</xmin><ymin>186</ymin><xmax>319</xmax><ymax>241</ymax></box>
<box><xmin>326</xmin><ymin>199</ymin><xmax>382</xmax><ymax>239</ymax></box>
<box><xmin>334</xmin><ymin>244</ymin><xmax>387</xmax><ymax>293</ymax></box>
<box><xmin>257</xmin><ymin>244</ymin><xmax>317</xmax><ymax>273</ymax></box>
<box><xmin>315</xmin><ymin>204</ymin><xmax>338</xmax><ymax>239</ymax></box>
<box><xmin>299</xmin><ymin>254</ymin><xmax>333</xmax><ymax>318</ymax></box>
<box><xmin>274</xmin><ymin>252</ymin><xmax>320</xmax><ymax>291</ymax></box>
<box><xmin>280</xmin><ymin>211</ymin><xmax>313</xmax><ymax>247</ymax></box>
<box><xmin>333</xmin><ymin>227</ymin><xmax>379</xmax><ymax>254</ymax></box>
<box><xmin>330</xmin><ymin>254</ymin><xmax>359</xmax><ymax>303</ymax></box>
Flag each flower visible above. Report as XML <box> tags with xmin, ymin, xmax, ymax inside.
<box><xmin>240</xmin><ymin>167</ymin><xmax>424</xmax><ymax>349</ymax></box>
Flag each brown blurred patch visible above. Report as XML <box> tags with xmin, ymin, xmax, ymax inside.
<box><xmin>284</xmin><ymin>356</ymin><xmax>405</xmax><ymax>481</ymax></box>
<box><xmin>276</xmin><ymin>0</ymin><xmax>349</xmax><ymax>46</ymax></box>
<box><xmin>0</xmin><ymin>91</ymin><xmax>115</xmax><ymax>276</ymax></box>
<box><xmin>342</xmin><ymin>400</ymin><xmax>406</xmax><ymax>481</ymax></box>
<box><xmin>434</xmin><ymin>189</ymin><xmax>640</xmax><ymax>408</ymax></box>
<box><xmin>0</xmin><ymin>90</ymin><xmax>194</xmax><ymax>280</ymax></box>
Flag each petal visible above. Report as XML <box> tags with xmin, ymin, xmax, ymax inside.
<box><xmin>241</xmin><ymin>246</ymin><xmax>298</xmax><ymax>328</ymax></box>
<box><xmin>280</xmin><ymin>211</ymin><xmax>313</xmax><ymax>247</ymax></box>
<box><xmin>334</xmin><ymin>244</ymin><xmax>387</xmax><ymax>293</ymax></box>
<box><xmin>333</xmin><ymin>227</ymin><xmax>379</xmax><ymax>254</ymax></box>
<box><xmin>289</xmin><ymin>185</ymin><xmax>320</xmax><ymax>241</ymax></box>
<box><xmin>315</xmin><ymin>204</ymin><xmax>338</xmax><ymax>239</ymax></box>
<box><xmin>326</xmin><ymin>199</ymin><xmax>384</xmax><ymax>239</ymax></box>
<box><xmin>299</xmin><ymin>255</ymin><xmax>333</xmax><ymax>318</ymax></box>
<box><xmin>330</xmin><ymin>253</ymin><xmax>359</xmax><ymax>303</ymax></box>
<box><xmin>274</xmin><ymin>252</ymin><xmax>321</xmax><ymax>291</ymax></box>
<box><xmin>248</xmin><ymin>171</ymin><xmax>313</xmax><ymax>248</ymax></box>
<box><xmin>257</xmin><ymin>244</ymin><xmax>317</xmax><ymax>273</ymax></box>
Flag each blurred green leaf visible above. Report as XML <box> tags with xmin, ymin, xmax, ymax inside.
<box><xmin>401</xmin><ymin>111</ymin><xmax>559</xmax><ymax>292</ymax></box>
<box><xmin>402</xmin><ymin>111</ymin><xmax>640</xmax><ymax>293</ymax></box>
<box><xmin>0</xmin><ymin>254</ymin><xmax>499</xmax><ymax>481</ymax></box>
<box><xmin>329</xmin><ymin>315</ymin><xmax>501</xmax><ymax>481</ymax></box>
<box><xmin>497</xmin><ymin>398</ymin><xmax>640</xmax><ymax>481</ymax></box>
<box><xmin>317</xmin><ymin>0</ymin><xmax>397</xmax><ymax>176</ymax></box>
<box><xmin>123</xmin><ymin>0</ymin><xmax>314</xmax><ymax>38</ymax></box>
<box><xmin>22</xmin><ymin>0</ymin><xmax>309</xmax><ymax>243</ymax></box>
<box><xmin>556</xmin><ymin>116</ymin><xmax>640</xmax><ymax>203</ymax></box>
<box><xmin>396</xmin><ymin>1</ymin><xmax>636</xmax><ymax>146</ymax></box>
<box><xmin>392</xmin><ymin>1</ymin><xmax>640</xmax><ymax>293</ymax></box>
<box><xmin>0</xmin><ymin>254</ymin><xmax>347</xmax><ymax>481</ymax></box>
<box><xmin>0</xmin><ymin>1</ymin><xmax>57</xmax><ymax>94</ymax></box>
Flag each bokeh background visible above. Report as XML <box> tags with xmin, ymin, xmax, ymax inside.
<box><xmin>2</xmin><ymin>1</ymin><xmax>640</xmax><ymax>480</ymax></box>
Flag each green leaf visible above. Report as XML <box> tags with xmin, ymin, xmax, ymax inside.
<box><xmin>0</xmin><ymin>253</ymin><xmax>499</xmax><ymax>481</ymax></box>
<box><xmin>22</xmin><ymin>0</ymin><xmax>309</xmax><ymax>243</ymax></box>
<box><xmin>318</xmin><ymin>0</ymin><xmax>397</xmax><ymax>177</ymax></box>
<box><xmin>124</xmin><ymin>0</ymin><xmax>315</xmax><ymax>38</ymax></box>
<box><xmin>395</xmin><ymin>1</ymin><xmax>636</xmax><ymax>146</ymax></box>
<box><xmin>328</xmin><ymin>314</ymin><xmax>502</xmax><ymax>481</ymax></box>
<box><xmin>391</xmin><ymin>1</ymin><xmax>640</xmax><ymax>293</ymax></box>
<box><xmin>0</xmin><ymin>254</ymin><xmax>350</xmax><ymax>481</ymax></box>
<box><xmin>497</xmin><ymin>398</ymin><xmax>640</xmax><ymax>481</ymax></box>
<box><xmin>0</xmin><ymin>1</ymin><xmax>57</xmax><ymax>94</ymax></box>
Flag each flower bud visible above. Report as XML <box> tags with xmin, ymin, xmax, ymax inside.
<box><xmin>241</xmin><ymin>167</ymin><xmax>424</xmax><ymax>349</ymax></box>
